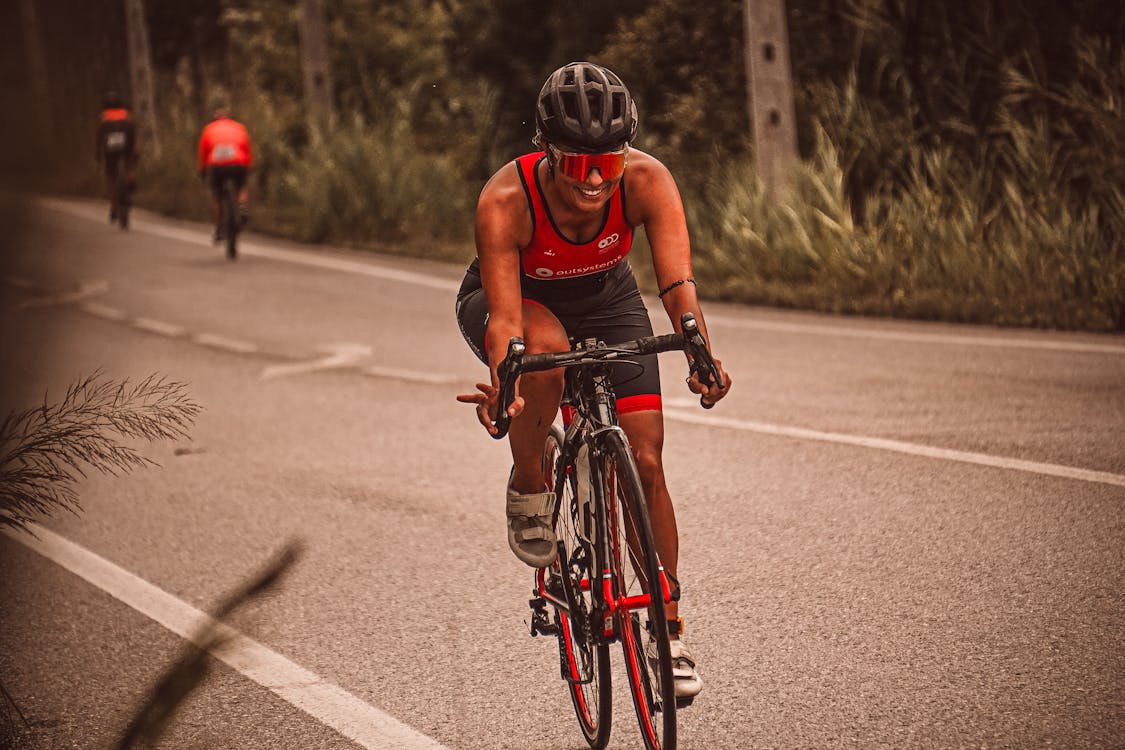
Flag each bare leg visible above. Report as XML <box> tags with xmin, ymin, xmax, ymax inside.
<box><xmin>507</xmin><ymin>301</ymin><xmax>567</xmax><ymax>494</ymax></box>
<box><xmin>618</xmin><ymin>409</ymin><xmax>680</xmax><ymax>626</ymax></box>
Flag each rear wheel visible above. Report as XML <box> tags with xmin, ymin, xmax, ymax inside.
<box><xmin>600</xmin><ymin>429</ymin><xmax>676</xmax><ymax>750</ymax></box>
<box><xmin>543</xmin><ymin>426</ymin><xmax>612</xmax><ymax>749</ymax></box>
<box><xmin>223</xmin><ymin>179</ymin><xmax>238</xmax><ymax>260</ymax></box>
<box><xmin>116</xmin><ymin>170</ymin><xmax>130</xmax><ymax>230</ymax></box>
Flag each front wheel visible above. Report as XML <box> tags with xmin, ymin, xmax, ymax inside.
<box><xmin>544</xmin><ymin>425</ymin><xmax>612</xmax><ymax>749</ymax></box>
<box><xmin>600</xmin><ymin>429</ymin><xmax>676</xmax><ymax>750</ymax></box>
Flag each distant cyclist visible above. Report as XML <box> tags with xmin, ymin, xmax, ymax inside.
<box><xmin>96</xmin><ymin>91</ymin><xmax>137</xmax><ymax>223</ymax></box>
<box><xmin>197</xmin><ymin>108</ymin><xmax>253</xmax><ymax>243</ymax></box>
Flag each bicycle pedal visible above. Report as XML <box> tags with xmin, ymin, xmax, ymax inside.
<box><xmin>528</xmin><ymin>596</ymin><xmax>557</xmax><ymax>637</ymax></box>
<box><xmin>675</xmin><ymin>696</ymin><xmax>696</xmax><ymax>710</ymax></box>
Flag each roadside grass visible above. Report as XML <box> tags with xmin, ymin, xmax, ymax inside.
<box><xmin>0</xmin><ymin>373</ymin><xmax>201</xmax><ymax>747</ymax></box>
<box><xmin>0</xmin><ymin>375</ymin><xmax>302</xmax><ymax>749</ymax></box>
<box><xmin>55</xmin><ymin>29</ymin><xmax>1123</xmax><ymax>332</ymax></box>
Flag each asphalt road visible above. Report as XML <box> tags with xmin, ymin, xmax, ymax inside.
<box><xmin>1</xmin><ymin>194</ymin><xmax>1122</xmax><ymax>749</ymax></box>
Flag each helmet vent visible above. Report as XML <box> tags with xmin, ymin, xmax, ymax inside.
<box><xmin>536</xmin><ymin>61</ymin><xmax>637</xmax><ymax>152</ymax></box>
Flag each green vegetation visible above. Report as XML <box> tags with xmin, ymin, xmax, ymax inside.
<box><xmin>8</xmin><ymin>0</ymin><xmax>1122</xmax><ymax>330</ymax></box>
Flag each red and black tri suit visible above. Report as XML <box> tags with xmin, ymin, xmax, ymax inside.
<box><xmin>96</xmin><ymin>108</ymin><xmax>136</xmax><ymax>179</ymax></box>
<box><xmin>456</xmin><ymin>151</ymin><xmax>662</xmax><ymax>413</ymax></box>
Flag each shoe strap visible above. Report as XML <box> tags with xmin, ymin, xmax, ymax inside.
<box><xmin>506</xmin><ymin>490</ymin><xmax>555</xmax><ymax>518</ymax></box>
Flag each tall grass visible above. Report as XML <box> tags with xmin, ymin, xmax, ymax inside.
<box><xmin>119</xmin><ymin>30</ymin><xmax>1123</xmax><ymax>331</ymax></box>
<box><xmin>271</xmin><ymin>103</ymin><xmax>472</xmax><ymax>247</ymax></box>
<box><xmin>681</xmin><ymin>30</ymin><xmax>1123</xmax><ymax>331</ymax></box>
<box><xmin>135</xmin><ymin>88</ymin><xmax>474</xmax><ymax>261</ymax></box>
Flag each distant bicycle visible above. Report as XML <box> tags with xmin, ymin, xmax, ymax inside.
<box><xmin>113</xmin><ymin>167</ymin><xmax>131</xmax><ymax>230</ymax></box>
<box><xmin>493</xmin><ymin>312</ymin><xmax>723</xmax><ymax>750</ymax></box>
<box><xmin>217</xmin><ymin>174</ymin><xmax>240</xmax><ymax>260</ymax></box>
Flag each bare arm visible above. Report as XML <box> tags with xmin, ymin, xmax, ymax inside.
<box><xmin>456</xmin><ymin>163</ymin><xmax>535</xmax><ymax>431</ymax></box>
<box><xmin>625</xmin><ymin>149</ymin><xmax>732</xmax><ymax>404</ymax></box>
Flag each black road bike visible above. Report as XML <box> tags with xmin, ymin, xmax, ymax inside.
<box><xmin>493</xmin><ymin>313</ymin><xmax>723</xmax><ymax>750</ymax></box>
<box><xmin>114</xmin><ymin>167</ymin><xmax>131</xmax><ymax>230</ymax></box>
<box><xmin>218</xmin><ymin>176</ymin><xmax>241</xmax><ymax>260</ymax></box>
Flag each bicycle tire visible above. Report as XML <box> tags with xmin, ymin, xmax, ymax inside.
<box><xmin>599</xmin><ymin>429</ymin><xmax>676</xmax><ymax>750</ymax></box>
<box><xmin>116</xmin><ymin>170</ymin><xmax>130</xmax><ymax>230</ymax></box>
<box><xmin>223</xmin><ymin>179</ymin><xmax>238</xmax><ymax>260</ymax></box>
<box><xmin>544</xmin><ymin>426</ymin><xmax>612</xmax><ymax>749</ymax></box>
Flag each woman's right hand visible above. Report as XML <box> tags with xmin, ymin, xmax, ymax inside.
<box><xmin>456</xmin><ymin>381</ymin><xmax>524</xmax><ymax>436</ymax></box>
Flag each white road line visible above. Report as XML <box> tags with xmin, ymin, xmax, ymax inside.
<box><xmin>35</xmin><ymin>197</ymin><xmax>1124</xmax><ymax>485</ymax></box>
<box><xmin>702</xmin><ymin>313</ymin><xmax>1125</xmax><ymax>356</ymax></box>
<box><xmin>41</xmin><ymin>197</ymin><xmax>1125</xmax><ymax>356</ymax></box>
<box><xmin>193</xmin><ymin>333</ymin><xmax>259</xmax><ymax>354</ymax></box>
<box><xmin>261</xmin><ymin>343</ymin><xmax>372</xmax><ymax>380</ymax></box>
<box><xmin>2</xmin><ymin>524</ymin><xmax>451</xmax><ymax>750</ymax></box>
<box><xmin>239</xmin><ymin>241</ymin><xmax>460</xmax><ymax>292</ymax></box>
<box><xmin>663</xmin><ymin>408</ymin><xmax>1125</xmax><ymax>488</ymax></box>
<box><xmin>133</xmin><ymin>317</ymin><xmax>186</xmax><ymax>337</ymax></box>
<box><xmin>39</xmin><ymin>197</ymin><xmax>459</xmax><ymax>293</ymax></box>
<box><xmin>81</xmin><ymin>302</ymin><xmax>128</xmax><ymax>321</ymax></box>
<box><xmin>15</xmin><ymin>279</ymin><xmax>109</xmax><ymax>311</ymax></box>
<box><xmin>361</xmin><ymin>365</ymin><xmax>461</xmax><ymax>385</ymax></box>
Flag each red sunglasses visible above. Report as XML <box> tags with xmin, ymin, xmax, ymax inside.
<box><xmin>548</xmin><ymin>144</ymin><xmax>629</xmax><ymax>181</ymax></box>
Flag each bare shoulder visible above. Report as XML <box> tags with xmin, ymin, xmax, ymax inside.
<box><xmin>477</xmin><ymin>160</ymin><xmax>528</xmax><ymax>215</ymax></box>
<box><xmin>623</xmin><ymin>148</ymin><xmax>683</xmax><ymax>224</ymax></box>
<box><xmin>476</xmin><ymin>160</ymin><xmax>532</xmax><ymax>250</ymax></box>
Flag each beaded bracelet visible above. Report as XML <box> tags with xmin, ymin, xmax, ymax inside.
<box><xmin>657</xmin><ymin>278</ymin><xmax>696</xmax><ymax>298</ymax></box>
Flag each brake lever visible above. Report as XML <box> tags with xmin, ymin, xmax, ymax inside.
<box><xmin>492</xmin><ymin>337</ymin><xmax>525</xmax><ymax>439</ymax></box>
<box><xmin>680</xmin><ymin>313</ymin><xmax>722</xmax><ymax>410</ymax></box>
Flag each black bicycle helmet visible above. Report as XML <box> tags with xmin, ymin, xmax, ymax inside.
<box><xmin>535</xmin><ymin>62</ymin><xmax>638</xmax><ymax>152</ymax></box>
<box><xmin>102</xmin><ymin>91</ymin><xmax>124</xmax><ymax>109</ymax></box>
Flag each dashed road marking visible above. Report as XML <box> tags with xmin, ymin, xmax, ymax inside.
<box><xmin>260</xmin><ymin>343</ymin><xmax>372</xmax><ymax>380</ymax></box>
<box><xmin>360</xmin><ymin>365</ymin><xmax>460</xmax><ymax>385</ymax></box>
<box><xmin>193</xmin><ymin>332</ymin><xmax>259</xmax><ymax>354</ymax></box>
<box><xmin>15</xmin><ymin>279</ymin><xmax>109</xmax><ymax>310</ymax></box>
<box><xmin>40</xmin><ymin>197</ymin><xmax>1125</xmax><ymax>356</ymax></box>
<box><xmin>132</xmin><ymin>317</ymin><xmax>186</xmax><ymax>338</ymax></box>
<box><xmin>2</xmin><ymin>523</ymin><xmax>452</xmax><ymax>750</ymax></box>
<box><xmin>27</xmin><ymin>200</ymin><xmax>1125</xmax><ymax>487</ymax></box>
<box><xmin>81</xmin><ymin>302</ymin><xmax>128</xmax><ymax>321</ymax></box>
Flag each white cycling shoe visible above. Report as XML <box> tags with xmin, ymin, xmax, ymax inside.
<box><xmin>647</xmin><ymin>638</ymin><xmax>703</xmax><ymax>701</ymax></box>
<box><xmin>669</xmin><ymin>639</ymin><xmax>703</xmax><ymax>699</ymax></box>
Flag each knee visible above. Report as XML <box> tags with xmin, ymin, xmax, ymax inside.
<box><xmin>524</xmin><ymin>327</ymin><xmax>569</xmax><ymax>357</ymax></box>
<box><xmin>520</xmin><ymin>366</ymin><xmax>564</xmax><ymax>395</ymax></box>
<box><xmin>631</xmin><ymin>442</ymin><xmax>664</xmax><ymax>480</ymax></box>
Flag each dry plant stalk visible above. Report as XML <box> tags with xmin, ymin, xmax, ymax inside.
<box><xmin>0</xmin><ymin>372</ymin><xmax>202</xmax><ymax>533</ymax></box>
<box><xmin>114</xmin><ymin>542</ymin><xmax>303</xmax><ymax>750</ymax></box>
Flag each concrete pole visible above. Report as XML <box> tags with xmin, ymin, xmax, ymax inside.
<box><xmin>743</xmin><ymin>0</ymin><xmax>799</xmax><ymax>202</ymax></box>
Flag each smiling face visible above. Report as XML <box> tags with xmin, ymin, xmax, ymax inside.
<box><xmin>545</xmin><ymin>143</ymin><xmax>629</xmax><ymax>213</ymax></box>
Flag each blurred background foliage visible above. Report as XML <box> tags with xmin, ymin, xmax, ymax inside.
<box><xmin>2</xmin><ymin>0</ymin><xmax>1122</xmax><ymax>330</ymax></box>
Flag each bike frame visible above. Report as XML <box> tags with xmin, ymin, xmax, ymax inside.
<box><xmin>534</xmin><ymin>355</ymin><xmax>675</xmax><ymax>645</ymax></box>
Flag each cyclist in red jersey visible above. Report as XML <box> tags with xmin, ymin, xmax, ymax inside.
<box><xmin>96</xmin><ymin>91</ymin><xmax>137</xmax><ymax>223</ymax></box>
<box><xmin>456</xmin><ymin>61</ymin><xmax>731</xmax><ymax>700</ymax></box>
<box><xmin>197</xmin><ymin>109</ymin><xmax>253</xmax><ymax>242</ymax></box>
